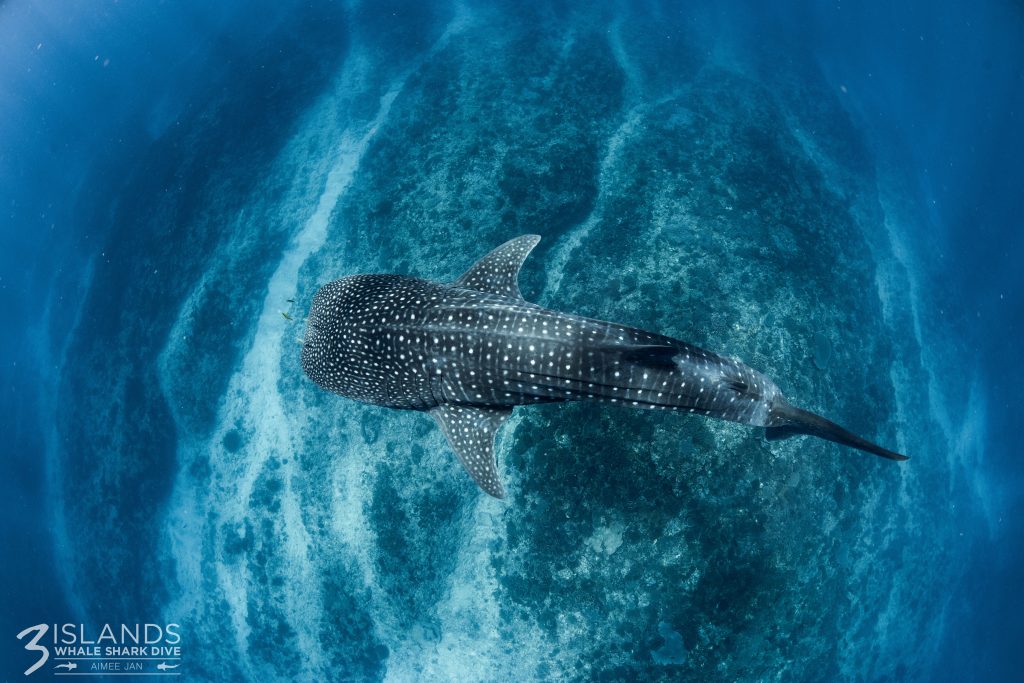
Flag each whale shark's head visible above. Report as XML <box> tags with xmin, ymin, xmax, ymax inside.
<box><xmin>301</xmin><ymin>273</ymin><xmax>436</xmax><ymax>406</ymax></box>
<box><xmin>301</xmin><ymin>275</ymin><xmax>374</xmax><ymax>398</ymax></box>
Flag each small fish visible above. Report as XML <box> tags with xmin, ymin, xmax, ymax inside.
<box><xmin>281</xmin><ymin>311</ymin><xmax>293</xmax><ymax>321</ymax></box>
<box><xmin>287</xmin><ymin>298</ymin><xmax>295</xmax><ymax>303</ymax></box>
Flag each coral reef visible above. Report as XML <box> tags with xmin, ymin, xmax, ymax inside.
<box><xmin>53</xmin><ymin>2</ymin><xmax>977</xmax><ymax>681</ymax></box>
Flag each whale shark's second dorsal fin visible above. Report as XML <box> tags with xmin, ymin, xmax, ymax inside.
<box><xmin>430</xmin><ymin>404</ymin><xmax>512</xmax><ymax>498</ymax></box>
<box><xmin>453</xmin><ymin>234</ymin><xmax>541</xmax><ymax>300</ymax></box>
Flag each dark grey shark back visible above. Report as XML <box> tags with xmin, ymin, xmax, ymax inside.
<box><xmin>303</xmin><ymin>235</ymin><xmax>908</xmax><ymax>498</ymax></box>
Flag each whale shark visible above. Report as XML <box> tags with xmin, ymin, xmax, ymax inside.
<box><xmin>302</xmin><ymin>235</ymin><xmax>907</xmax><ymax>498</ymax></box>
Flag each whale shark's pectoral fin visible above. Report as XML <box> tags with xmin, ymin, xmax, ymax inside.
<box><xmin>453</xmin><ymin>234</ymin><xmax>541</xmax><ymax>300</ymax></box>
<box><xmin>430</xmin><ymin>404</ymin><xmax>513</xmax><ymax>498</ymax></box>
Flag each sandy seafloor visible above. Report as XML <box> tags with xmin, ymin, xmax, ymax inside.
<box><xmin>3</xmin><ymin>0</ymin><xmax>1013</xmax><ymax>681</ymax></box>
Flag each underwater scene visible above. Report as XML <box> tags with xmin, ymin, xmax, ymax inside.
<box><xmin>2</xmin><ymin>0</ymin><xmax>1022</xmax><ymax>680</ymax></box>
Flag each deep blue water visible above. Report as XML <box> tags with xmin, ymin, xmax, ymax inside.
<box><xmin>1</xmin><ymin>1</ymin><xmax>1021</xmax><ymax>680</ymax></box>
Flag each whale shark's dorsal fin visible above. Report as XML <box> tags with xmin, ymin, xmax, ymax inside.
<box><xmin>430</xmin><ymin>404</ymin><xmax>512</xmax><ymax>498</ymax></box>
<box><xmin>453</xmin><ymin>234</ymin><xmax>541</xmax><ymax>300</ymax></box>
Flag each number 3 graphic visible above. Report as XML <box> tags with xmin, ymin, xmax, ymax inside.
<box><xmin>16</xmin><ymin>624</ymin><xmax>49</xmax><ymax>676</ymax></box>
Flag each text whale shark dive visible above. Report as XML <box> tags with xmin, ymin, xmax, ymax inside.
<box><xmin>302</xmin><ymin>235</ymin><xmax>907</xmax><ymax>498</ymax></box>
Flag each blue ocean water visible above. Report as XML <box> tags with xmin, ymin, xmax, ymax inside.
<box><xmin>1</xmin><ymin>0</ymin><xmax>1021</xmax><ymax>680</ymax></box>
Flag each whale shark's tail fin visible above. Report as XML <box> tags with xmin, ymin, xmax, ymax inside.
<box><xmin>766</xmin><ymin>401</ymin><xmax>908</xmax><ymax>461</ymax></box>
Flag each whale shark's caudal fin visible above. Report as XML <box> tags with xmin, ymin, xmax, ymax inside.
<box><xmin>766</xmin><ymin>401</ymin><xmax>909</xmax><ymax>461</ymax></box>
